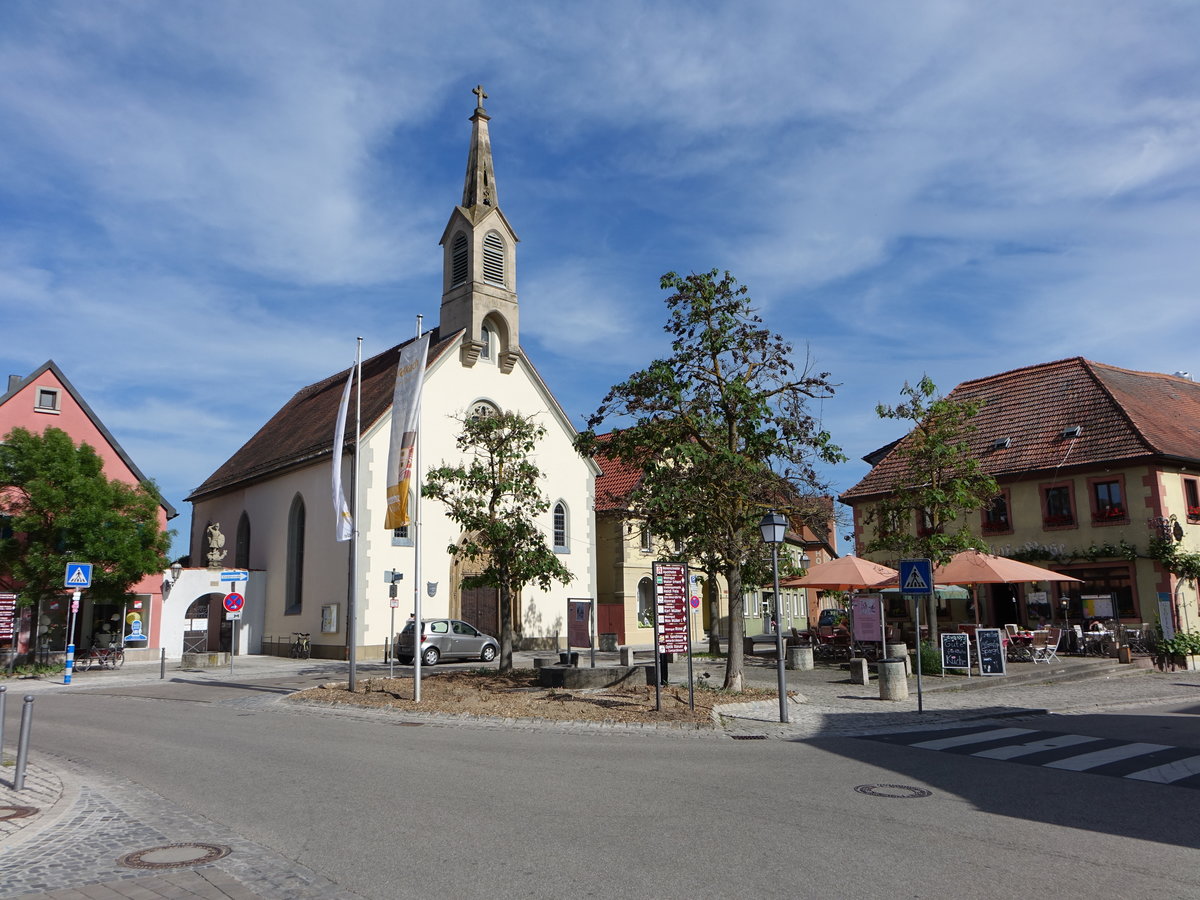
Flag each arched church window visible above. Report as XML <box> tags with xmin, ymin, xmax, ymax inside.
<box><xmin>553</xmin><ymin>501</ymin><xmax>568</xmax><ymax>552</ymax></box>
<box><xmin>235</xmin><ymin>512</ymin><xmax>251</xmax><ymax>569</ymax></box>
<box><xmin>482</xmin><ymin>232</ymin><xmax>505</xmax><ymax>286</ymax></box>
<box><xmin>480</xmin><ymin>324</ymin><xmax>492</xmax><ymax>360</ymax></box>
<box><xmin>286</xmin><ymin>494</ymin><xmax>305</xmax><ymax>615</ymax></box>
<box><xmin>451</xmin><ymin>232</ymin><xmax>469</xmax><ymax>286</ymax></box>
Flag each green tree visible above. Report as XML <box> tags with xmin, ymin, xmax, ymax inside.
<box><xmin>423</xmin><ymin>410</ymin><xmax>573</xmax><ymax>672</ymax></box>
<box><xmin>0</xmin><ymin>427</ymin><xmax>172</xmax><ymax>609</ymax></box>
<box><xmin>577</xmin><ymin>270</ymin><xmax>843</xmax><ymax>691</ymax></box>
<box><xmin>862</xmin><ymin>376</ymin><xmax>999</xmax><ymax>639</ymax></box>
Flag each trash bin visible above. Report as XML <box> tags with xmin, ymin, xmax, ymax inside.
<box><xmin>878</xmin><ymin>657</ymin><xmax>908</xmax><ymax>701</ymax></box>
<box><xmin>559</xmin><ymin>651</ymin><xmax>579</xmax><ymax>667</ymax></box>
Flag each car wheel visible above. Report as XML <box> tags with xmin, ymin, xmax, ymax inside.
<box><xmin>480</xmin><ymin>645</ymin><xmax>497</xmax><ymax>663</ymax></box>
<box><xmin>398</xmin><ymin>655</ymin><xmax>412</xmax><ymax>665</ymax></box>
<box><xmin>422</xmin><ymin>646</ymin><xmax>440</xmax><ymax>667</ymax></box>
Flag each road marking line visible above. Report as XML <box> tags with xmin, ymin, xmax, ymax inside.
<box><xmin>1043</xmin><ymin>742</ymin><xmax>1171</xmax><ymax>771</ymax></box>
<box><xmin>1124</xmin><ymin>755</ymin><xmax>1200</xmax><ymax>784</ymax></box>
<box><xmin>911</xmin><ymin>727</ymin><xmax>1036</xmax><ymax>750</ymax></box>
<box><xmin>972</xmin><ymin>733</ymin><xmax>1101</xmax><ymax>760</ymax></box>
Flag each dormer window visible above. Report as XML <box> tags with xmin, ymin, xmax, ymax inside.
<box><xmin>451</xmin><ymin>232</ymin><xmax>469</xmax><ymax>286</ymax></box>
<box><xmin>35</xmin><ymin>387</ymin><xmax>60</xmax><ymax>413</ymax></box>
<box><xmin>482</xmin><ymin>232</ymin><xmax>505</xmax><ymax>286</ymax></box>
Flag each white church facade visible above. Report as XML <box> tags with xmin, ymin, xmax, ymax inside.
<box><xmin>183</xmin><ymin>89</ymin><xmax>599</xmax><ymax>659</ymax></box>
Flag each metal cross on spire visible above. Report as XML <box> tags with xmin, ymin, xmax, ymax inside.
<box><xmin>472</xmin><ymin>84</ymin><xmax>488</xmax><ymax>110</ymax></box>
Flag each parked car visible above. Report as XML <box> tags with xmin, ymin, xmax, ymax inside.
<box><xmin>394</xmin><ymin>618</ymin><xmax>499</xmax><ymax>666</ymax></box>
<box><xmin>817</xmin><ymin>608</ymin><xmax>847</xmax><ymax>629</ymax></box>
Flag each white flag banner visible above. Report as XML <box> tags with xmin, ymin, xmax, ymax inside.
<box><xmin>332</xmin><ymin>367</ymin><xmax>354</xmax><ymax>541</ymax></box>
<box><xmin>385</xmin><ymin>333</ymin><xmax>430</xmax><ymax>530</ymax></box>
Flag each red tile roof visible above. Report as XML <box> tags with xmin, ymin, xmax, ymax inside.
<box><xmin>840</xmin><ymin>357</ymin><xmax>1200</xmax><ymax>502</ymax></box>
<box><xmin>188</xmin><ymin>330</ymin><xmax>459</xmax><ymax>500</ymax></box>
<box><xmin>592</xmin><ymin>432</ymin><xmax>644</xmax><ymax>513</ymax></box>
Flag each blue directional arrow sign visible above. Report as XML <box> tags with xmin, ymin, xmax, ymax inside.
<box><xmin>64</xmin><ymin>562</ymin><xmax>93</xmax><ymax>588</ymax></box>
<box><xmin>899</xmin><ymin>558</ymin><xmax>933</xmax><ymax>596</ymax></box>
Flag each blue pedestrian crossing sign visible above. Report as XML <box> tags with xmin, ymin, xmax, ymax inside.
<box><xmin>899</xmin><ymin>558</ymin><xmax>933</xmax><ymax>595</ymax></box>
<box><xmin>64</xmin><ymin>562</ymin><xmax>93</xmax><ymax>588</ymax></box>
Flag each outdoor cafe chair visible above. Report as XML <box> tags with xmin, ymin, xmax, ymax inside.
<box><xmin>1043</xmin><ymin>627</ymin><xmax>1062</xmax><ymax>663</ymax></box>
<box><xmin>1030</xmin><ymin>630</ymin><xmax>1050</xmax><ymax>663</ymax></box>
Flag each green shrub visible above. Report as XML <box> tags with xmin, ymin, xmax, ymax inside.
<box><xmin>1159</xmin><ymin>631</ymin><xmax>1200</xmax><ymax>658</ymax></box>
<box><xmin>917</xmin><ymin>640</ymin><xmax>942</xmax><ymax>676</ymax></box>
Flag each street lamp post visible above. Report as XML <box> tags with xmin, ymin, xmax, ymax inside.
<box><xmin>760</xmin><ymin>511</ymin><xmax>789</xmax><ymax>723</ymax></box>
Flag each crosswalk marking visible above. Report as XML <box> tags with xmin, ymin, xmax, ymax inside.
<box><xmin>912</xmin><ymin>727</ymin><xmax>1035</xmax><ymax>750</ymax></box>
<box><xmin>1125</xmin><ymin>755</ymin><xmax>1200</xmax><ymax>784</ymax></box>
<box><xmin>861</xmin><ymin>725</ymin><xmax>1200</xmax><ymax>789</ymax></box>
<box><xmin>973</xmin><ymin>733</ymin><xmax>1101</xmax><ymax>760</ymax></box>
<box><xmin>1043</xmin><ymin>742</ymin><xmax>1172</xmax><ymax>771</ymax></box>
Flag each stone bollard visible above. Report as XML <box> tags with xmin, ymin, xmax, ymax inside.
<box><xmin>786</xmin><ymin>645</ymin><xmax>814</xmax><ymax>671</ymax></box>
<box><xmin>619</xmin><ymin>646</ymin><xmax>634</xmax><ymax>666</ymax></box>
<box><xmin>848</xmin><ymin>657</ymin><xmax>869</xmax><ymax>685</ymax></box>
<box><xmin>886</xmin><ymin>643</ymin><xmax>911</xmax><ymax>676</ymax></box>
<box><xmin>878</xmin><ymin>658</ymin><xmax>909</xmax><ymax>701</ymax></box>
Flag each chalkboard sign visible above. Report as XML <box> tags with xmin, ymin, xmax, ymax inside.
<box><xmin>976</xmin><ymin>628</ymin><xmax>1006</xmax><ymax>676</ymax></box>
<box><xmin>940</xmin><ymin>632</ymin><xmax>971</xmax><ymax>675</ymax></box>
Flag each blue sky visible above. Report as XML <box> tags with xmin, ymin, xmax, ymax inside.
<box><xmin>3</xmin><ymin>1</ymin><xmax>1199</xmax><ymax>556</ymax></box>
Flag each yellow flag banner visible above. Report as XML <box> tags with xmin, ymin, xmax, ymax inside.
<box><xmin>384</xmin><ymin>333</ymin><xmax>430</xmax><ymax>530</ymax></box>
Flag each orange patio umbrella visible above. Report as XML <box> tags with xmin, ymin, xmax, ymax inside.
<box><xmin>782</xmin><ymin>555</ymin><xmax>898</xmax><ymax>591</ymax></box>
<box><xmin>933</xmin><ymin>550</ymin><xmax>1082</xmax><ymax>586</ymax></box>
<box><xmin>932</xmin><ymin>550</ymin><xmax>1082</xmax><ymax>628</ymax></box>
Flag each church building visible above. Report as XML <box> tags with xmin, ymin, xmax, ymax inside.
<box><xmin>183</xmin><ymin>89</ymin><xmax>599</xmax><ymax>659</ymax></box>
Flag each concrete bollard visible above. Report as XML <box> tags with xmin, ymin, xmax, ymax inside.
<box><xmin>848</xmin><ymin>657</ymin><xmax>869</xmax><ymax>684</ymax></box>
<box><xmin>618</xmin><ymin>646</ymin><xmax>634</xmax><ymax>666</ymax></box>
<box><xmin>786</xmin><ymin>645</ymin><xmax>814</xmax><ymax>671</ymax></box>
<box><xmin>886</xmin><ymin>643</ymin><xmax>911</xmax><ymax>676</ymax></box>
<box><xmin>878</xmin><ymin>658</ymin><xmax>909</xmax><ymax>701</ymax></box>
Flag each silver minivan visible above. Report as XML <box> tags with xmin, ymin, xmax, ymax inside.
<box><xmin>394</xmin><ymin>618</ymin><xmax>499</xmax><ymax>666</ymax></box>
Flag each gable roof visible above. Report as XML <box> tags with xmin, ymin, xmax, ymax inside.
<box><xmin>841</xmin><ymin>357</ymin><xmax>1200</xmax><ymax>503</ymax></box>
<box><xmin>1</xmin><ymin>360</ymin><xmax>177</xmax><ymax>518</ymax></box>
<box><xmin>188</xmin><ymin>330</ymin><xmax>459</xmax><ymax>501</ymax></box>
<box><xmin>592</xmin><ymin>432</ymin><xmax>644</xmax><ymax>513</ymax></box>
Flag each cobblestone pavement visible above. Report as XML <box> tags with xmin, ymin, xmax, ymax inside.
<box><xmin>4</xmin><ymin>652</ymin><xmax>1200</xmax><ymax>898</ymax></box>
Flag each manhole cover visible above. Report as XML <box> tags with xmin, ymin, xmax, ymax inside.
<box><xmin>854</xmin><ymin>783</ymin><xmax>932</xmax><ymax>799</ymax></box>
<box><xmin>118</xmin><ymin>842</ymin><xmax>231</xmax><ymax>869</ymax></box>
<box><xmin>0</xmin><ymin>805</ymin><xmax>39</xmax><ymax>821</ymax></box>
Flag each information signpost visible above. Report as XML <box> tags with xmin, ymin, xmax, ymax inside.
<box><xmin>652</xmin><ymin>562</ymin><xmax>690</xmax><ymax>712</ymax></box>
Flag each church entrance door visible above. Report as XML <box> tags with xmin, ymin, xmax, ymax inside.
<box><xmin>461</xmin><ymin>587</ymin><xmax>499</xmax><ymax>638</ymax></box>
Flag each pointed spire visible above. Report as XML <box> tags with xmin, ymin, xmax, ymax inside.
<box><xmin>462</xmin><ymin>84</ymin><xmax>498</xmax><ymax>210</ymax></box>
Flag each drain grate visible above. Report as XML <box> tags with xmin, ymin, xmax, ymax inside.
<box><xmin>730</xmin><ymin>734</ymin><xmax>768</xmax><ymax>741</ymax></box>
<box><xmin>118</xmin><ymin>842</ymin><xmax>231</xmax><ymax>869</ymax></box>
<box><xmin>0</xmin><ymin>805</ymin><xmax>39</xmax><ymax>821</ymax></box>
<box><xmin>396</xmin><ymin>721</ymin><xmax>424</xmax><ymax>727</ymax></box>
<box><xmin>854</xmin><ymin>783</ymin><xmax>932</xmax><ymax>799</ymax></box>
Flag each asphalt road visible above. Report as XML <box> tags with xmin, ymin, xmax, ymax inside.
<box><xmin>10</xmin><ymin>671</ymin><xmax>1200</xmax><ymax>899</ymax></box>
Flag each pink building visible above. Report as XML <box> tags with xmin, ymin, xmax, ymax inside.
<box><xmin>0</xmin><ymin>361</ymin><xmax>176</xmax><ymax>662</ymax></box>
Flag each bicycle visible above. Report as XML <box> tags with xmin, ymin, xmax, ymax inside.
<box><xmin>290</xmin><ymin>632</ymin><xmax>311</xmax><ymax>659</ymax></box>
<box><xmin>74</xmin><ymin>644</ymin><xmax>125</xmax><ymax>671</ymax></box>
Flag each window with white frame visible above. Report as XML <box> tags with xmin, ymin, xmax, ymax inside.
<box><xmin>480</xmin><ymin>324</ymin><xmax>493</xmax><ymax>360</ymax></box>
<box><xmin>35</xmin><ymin>387</ymin><xmax>60</xmax><ymax>413</ymax></box>
<box><xmin>552</xmin><ymin>501</ymin><xmax>568</xmax><ymax>552</ymax></box>
<box><xmin>637</xmin><ymin>577</ymin><xmax>654</xmax><ymax>626</ymax></box>
<box><xmin>639</xmin><ymin>525</ymin><xmax>652</xmax><ymax>554</ymax></box>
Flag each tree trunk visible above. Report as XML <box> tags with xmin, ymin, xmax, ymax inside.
<box><xmin>498</xmin><ymin>577</ymin><xmax>514</xmax><ymax>673</ymax></box>
<box><xmin>925</xmin><ymin>594</ymin><xmax>939</xmax><ymax>645</ymax></box>
<box><xmin>722</xmin><ymin>562</ymin><xmax>745</xmax><ymax>692</ymax></box>
<box><xmin>706</xmin><ymin>565</ymin><xmax>721</xmax><ymax>655</ymax></box>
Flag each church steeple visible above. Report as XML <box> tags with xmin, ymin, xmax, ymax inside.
<box><xmin>439</xmin><ymin>85</ymin><xmax>520</xmax><ymax>373</ymax></box>
<box><xmin>461</xmin><ymin>85</ymin><xmax>498</xmax><ymax>210</ymax></box>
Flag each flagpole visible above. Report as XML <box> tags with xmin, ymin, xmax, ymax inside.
<box><xmin>413</xmin><ymin>316</ymin><xmax>423</xmax><ymax>702</ymax></box>
<box><xmin>347</xmin><ymin>338</ymin><xmax>363</xmax><ymax>692</ymax></box>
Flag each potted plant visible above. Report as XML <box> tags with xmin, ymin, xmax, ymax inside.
<box><xmin>1155</xmin><ymin>631</ymin><xmax>1200</xmax><ymax>671</ymax></box>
